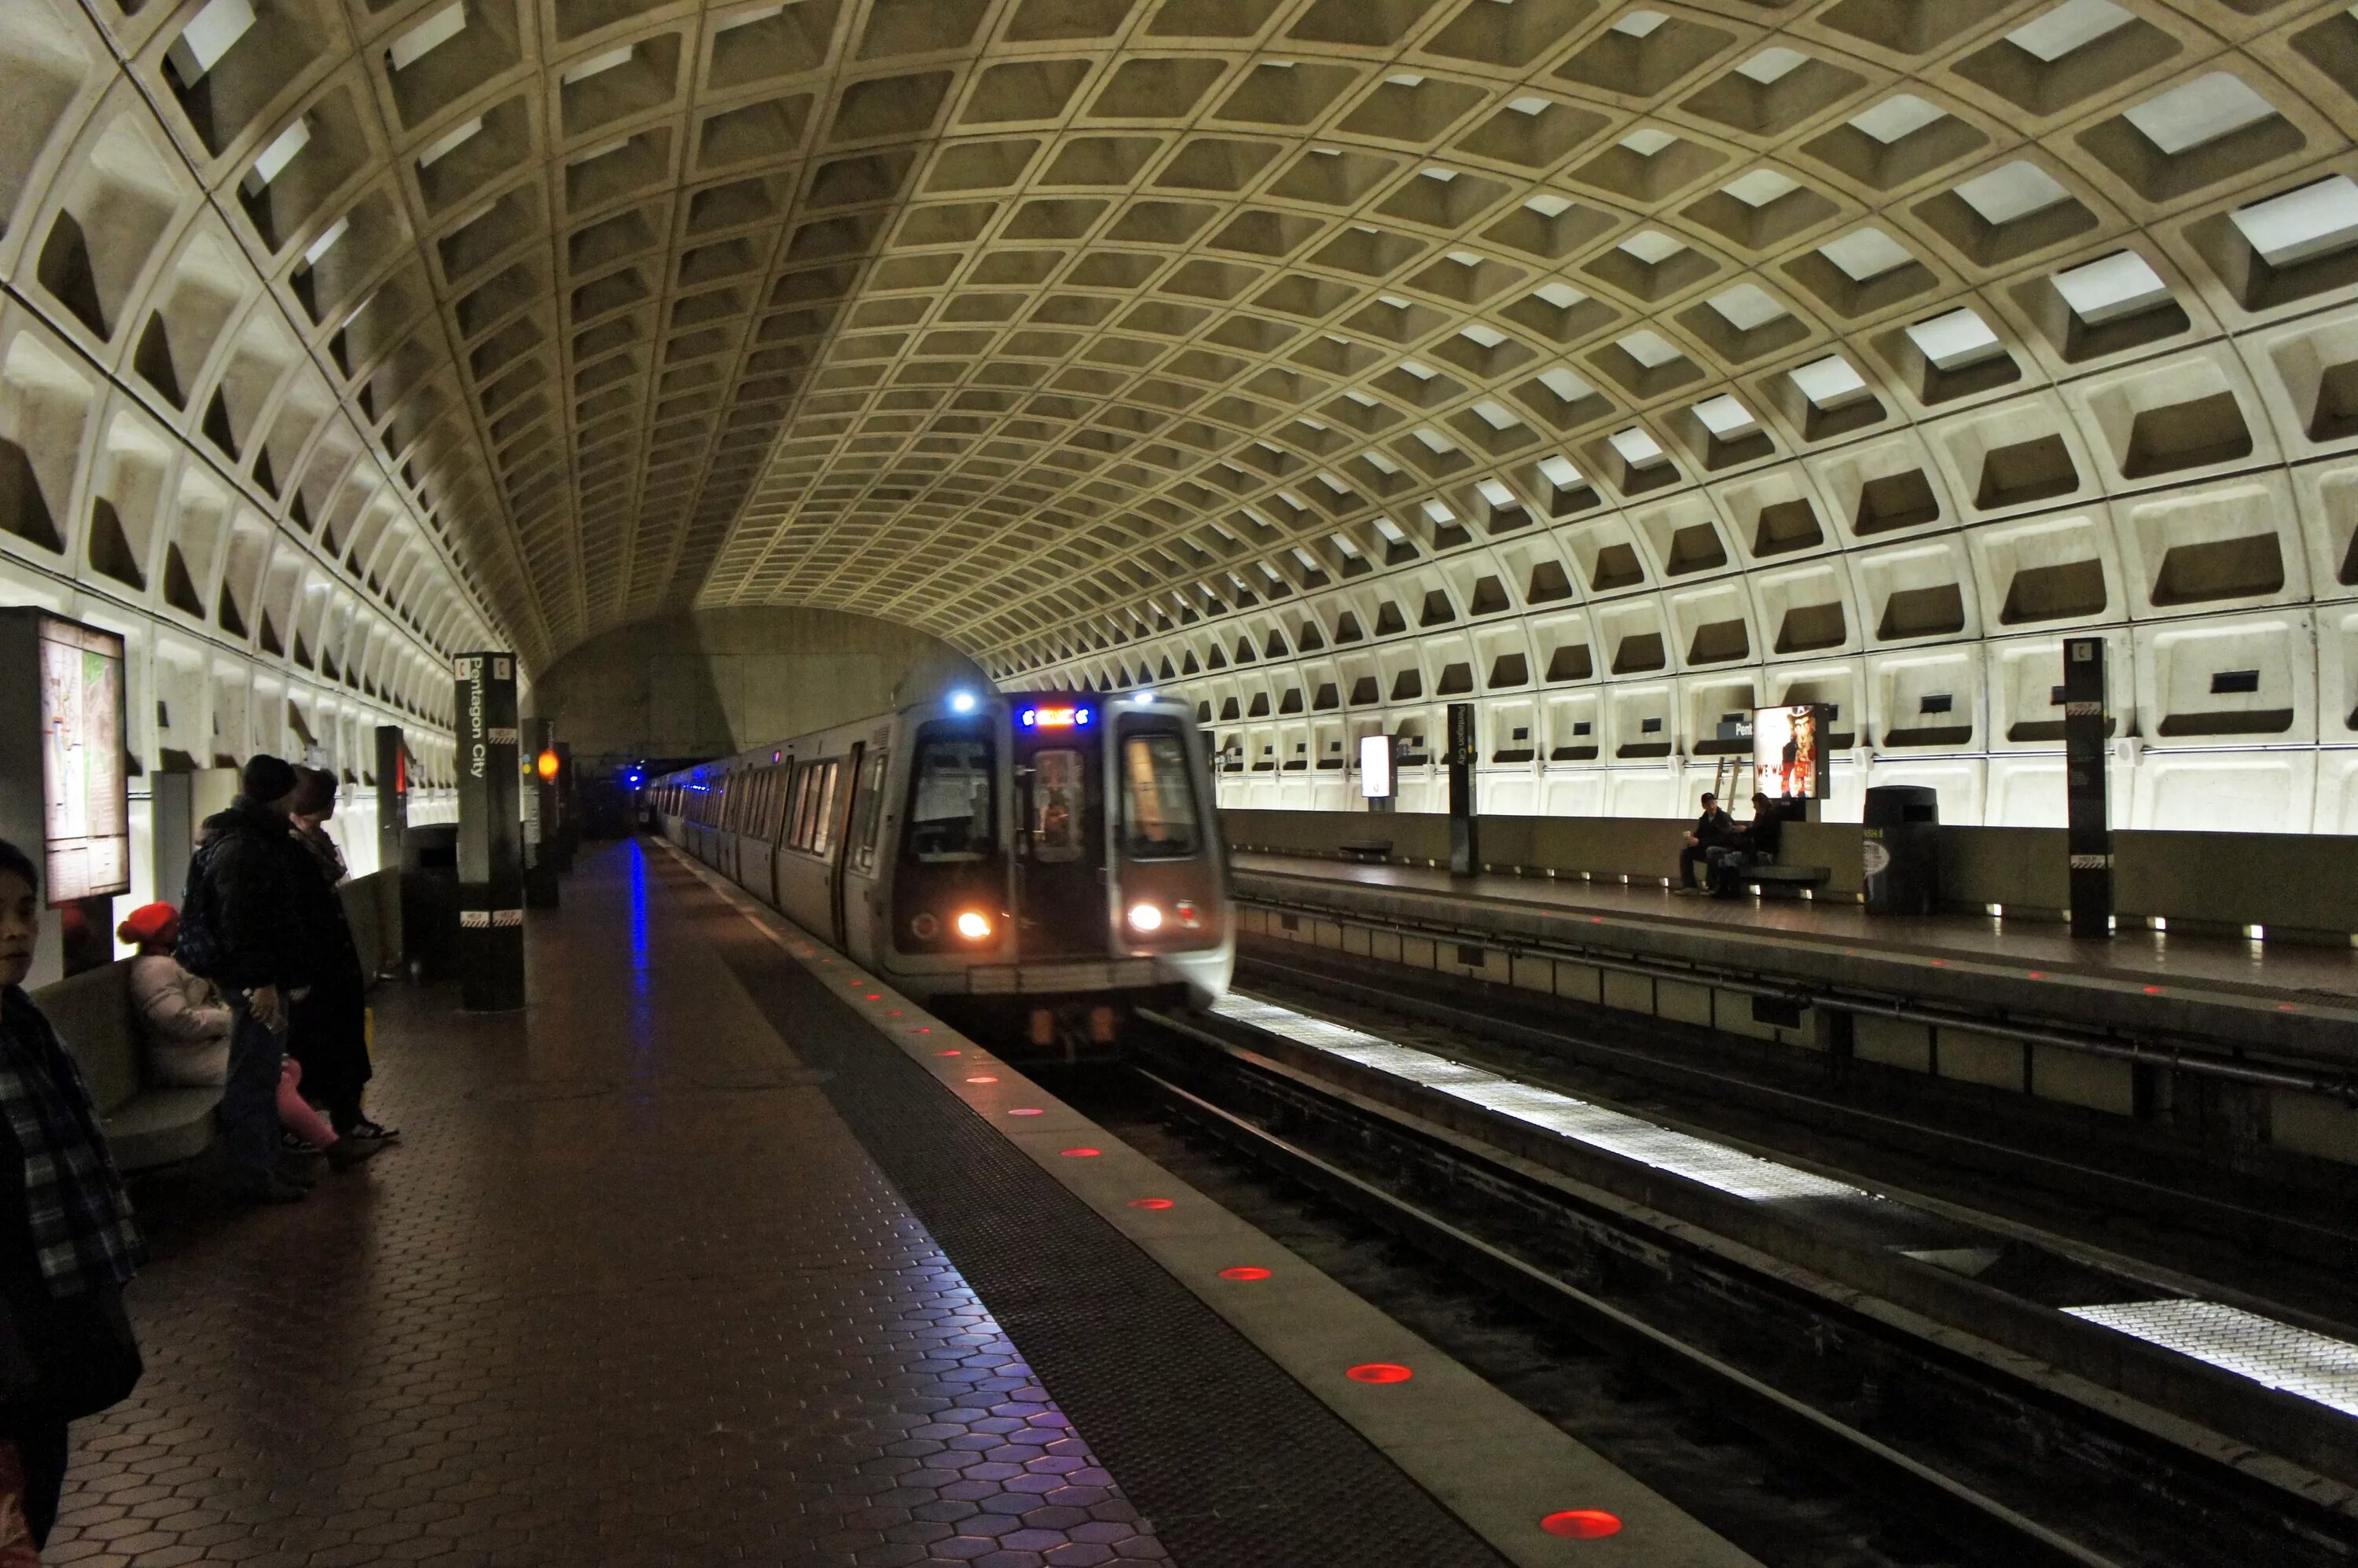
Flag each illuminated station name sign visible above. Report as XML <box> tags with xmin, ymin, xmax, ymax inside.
<box><xmin>1019</xmin><ymin>705</ymin><xmax>1093</xmax><ymax>729</ymax></box>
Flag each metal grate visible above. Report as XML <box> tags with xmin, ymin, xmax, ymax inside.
<box><xmin>1214</xmin><ymin>993</ymin><xmax>1866</xmax><ymax>1205</ymax></box>
<box><xmin>2064</xmin><ymin>1300</ymin><xmax>2358</xmax><ymax>1419</ymax></box>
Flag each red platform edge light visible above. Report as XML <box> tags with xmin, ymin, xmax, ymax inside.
<box><xmin>1060</xmin><ymin>1148</ymin><xmax>1100</xmax><ymax>1158</ymax></box>
<box><xmin>935</xmin><ymin>1049</ymin><xmax>960</xmax><ymax>1056</ymax></box>
<box><xmin>1127</xmin><ymin>1198</ymin><xmax>1174</xmax><ymax>1210</ymax></box>
<box><xmin>965</xmin><ymin>1075</ymin><xmax>998</xmax><ymax>1084</ymax></box>
<box><xmin>1540</xmin><ymin>1510</ymin><xmax>1623</xmax><ymax>1540</ymax></box>
<box><xmin>1218</xmin><ymin>1266</ymin><xmax>1273</xmax><ymax>1281</ymax></box>
<box><xmin>1008</xmin><ymin>1107</ymin><xmax>1043</xmax><ymax>1116</ymax></box>
<box><xmin>1346</xmin><ymin>1363</ymin><xmax>1413</xmax><ymax>1384</ymax></box>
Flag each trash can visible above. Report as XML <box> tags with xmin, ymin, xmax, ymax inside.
<box><xmin>1861</xmin><ymin>785</ymin><xmax>1941</xmax><ymax>915</ymax></box>
<box><xmin>399</xmin><ymin>824</ymin><xmax>461</xmax><ymax>982</ymax></box>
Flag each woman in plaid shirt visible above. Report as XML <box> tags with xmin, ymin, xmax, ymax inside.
<box><xmin>0</xmin><ymin>840</ymin><xmax>144</xmax><ymax>1561</ymax></box>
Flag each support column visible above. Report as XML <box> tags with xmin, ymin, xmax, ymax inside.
<box><xmin>1447</xmin><ymin>700</ymin><xmax>1480</xmax><ymax>876</ymax></box>
<box><xmin>454</xmin><ymin>653</ymin><xmax>525</xmax><ymax>1010</ymax></box>
<box><xmin>374</xmin><ymin>724</ymin><xmax>408</xmax><ymax>875</ymax></box>
<box><xmin>550</xmin><ymin>742</ymin><xmax>577</xmax><ymax>871</ymax></box>
<box><xmin>2062</xmin><ymin>636</ymin><xmax>2113</xmax><ymax>941</ymax></box>
<box><xmin>522</xmin><ymin>717</ymin><xmax>559</xmax><ymax>909</ymax></box>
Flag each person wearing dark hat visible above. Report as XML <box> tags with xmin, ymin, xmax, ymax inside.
<box><xmin>285</xmin><ymin>768</ymin><xmax>393</xmax><ymax>1147</ymax></box>
<box><xmin>183</xmin><ymin>755</ymin><xmax>314</xmax><ymax>1203</ymax></box>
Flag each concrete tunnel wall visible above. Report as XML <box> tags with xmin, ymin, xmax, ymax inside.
<box><xmin>525</xmin><ymin>607</ymin><xmax>990</xmax><ymax>763</ymax></box>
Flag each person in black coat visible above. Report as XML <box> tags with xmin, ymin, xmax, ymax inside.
<box><xmin>189</xmin><ymin>755</ymin><xmax>313</xmax><ymax>1202</ymax></box>
<box><xmin>285</xmin><ymin>769</ymin><xmax>394</xmax><ymax>1146</ymax></box>
<box><xmin>1676</xmin><ymin>791</ymin><xmax>1734</xmax><ymax>894</ymax></box>
<box><xmin>1707</xmin><ymin>792</ymin><xmax>1790</xmax><ymax>898</ymax></box>
<box><xmin>0</xmin><ymin>839</ymin><xmax>144</xmax><ymax>1551</ymax></box>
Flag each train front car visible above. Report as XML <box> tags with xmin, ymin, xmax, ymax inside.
<box><xmin>889</xmin><ymin>689</ymin><xmax>1231</xmax><ymax>1052</ymax></box>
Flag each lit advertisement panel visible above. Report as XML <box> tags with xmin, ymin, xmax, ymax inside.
<box><xmin>1359</xmin><ymin>734</ymin><xmax>1393</xmax><ymax>799</ymax></box>
<box><xmin>39</xmin><ymin>616</ymin><xmax>129</xmax><ymax>904</ymax></box>
<box><xmin>1752</xmin><ymin>703</ymin><xmax>1827</xmax><ymax>802</ymax></box>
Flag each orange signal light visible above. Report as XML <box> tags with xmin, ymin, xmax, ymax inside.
<box><xmin>534</xmin><ymin>750</ymin><xmax>560</xmax><ymax>781</ymax></box>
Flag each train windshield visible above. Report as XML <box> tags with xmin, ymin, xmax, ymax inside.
<box><xmin>907</xmin><ymin>735</ymin><xmax>996</xmax><ymax>862</ymax></box>
<box><xmin>1030</xmin><ymin>750</ymin><xmax>1088</xmax><ymax>864</ymax></box>
<box><xmin>1118</xmin><ymin>733</ymin><xmax>1200</xmax><ymax>860</ymax></box>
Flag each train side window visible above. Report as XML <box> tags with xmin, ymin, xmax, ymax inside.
<box><xmin>792</xmin><ymin>767</ymin><xmax>819</xmax><ymax>851</ymax></box>
<box><xmin>1120</xmin><ymin>733</ymin><xmax>1200</xmax><ymax>860</ymax></box>
<box><xmin>850</xmin><ymin>750</ymin><xmax>889</xmax><ymax>872</ymax></box>
<box><xmin>812</xmin><ymin>762</ymin><xmax>842</xmax><ymax>857</ymax></box>
<box><xmin>906</xmin><ymin>735</ymin><xmax>995</xmax><ymax>862</ymax></box>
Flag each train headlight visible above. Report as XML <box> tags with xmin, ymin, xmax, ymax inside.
<box><xmin>953</xmin><ymin>909</ymin><xmax>994</xmax><ymax>942</ymax></box>
<box><xmin>1127</xmin><ymin>902</ymin><xmax>1163</xmax><ymax>933</ymax></box>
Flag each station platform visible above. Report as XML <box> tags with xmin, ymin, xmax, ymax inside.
<box><xmin>1227</xmin><ymin>851</ymin><xmax>2358</xmax><ymax>1081</ymax></box>
<box><xmin>46</xmin><ymin>839</ymin><xmax>1750</xmax><ymax>1568</ymax></box>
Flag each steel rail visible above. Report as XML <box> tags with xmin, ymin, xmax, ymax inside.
<box><xmin>1131</xmin><ymin>1025</ymin><xmax>2127</xmax><ymax>1568</ymax></box>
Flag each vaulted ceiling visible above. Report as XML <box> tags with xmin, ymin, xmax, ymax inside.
<box><xmin>90</xmin><ymin>0</ymin><xmax>2358</xmax><ymax>681</ymax></box>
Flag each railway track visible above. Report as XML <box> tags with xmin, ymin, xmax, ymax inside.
<box><xmin>1034</xmin><ymin>990</ymin><xmax>2358</xmax><ymax>1568</ymax></box>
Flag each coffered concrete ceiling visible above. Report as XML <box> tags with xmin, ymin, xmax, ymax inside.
<box><xmin>17</xmin><ymin>0</ymin><xmax>2358</xmax><ymax>805</ymax></box>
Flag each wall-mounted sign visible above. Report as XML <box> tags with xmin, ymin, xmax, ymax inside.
<box><xmin>39</xmin><ymin>615</ymin><xmax>129</xmax><ymax>905</ymax></box>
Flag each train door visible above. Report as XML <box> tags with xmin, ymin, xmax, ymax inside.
<box><xmin>828</xmin><ymin>742</ymin><xmax>864</xmax><ymax>948</ymax></box>
<box><xmin>1012</xmin><ymin>702</ymin><xmax>1108</xmax><ymax>960</ymax></box>
<box><xmin>842</xmin><ymin>744</ymin><xmax>890</xmax><ymax>965</ymax></box>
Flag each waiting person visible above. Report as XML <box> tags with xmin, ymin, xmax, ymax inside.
<box><xmin>1676</xmin><ymin>791</ymin><xmax>1734</xmax><ymax>894</ymax></box>
<box><xmin>1707</xmin><ymin>793</ymin><xmax>1788</xmax><ymax>898</ymax></box>
<box><xmin>183</xmin><ymin>755</ymin><xmax>313</xmax><ymax>1203</ymax></box>
<box><xmin>0</xmin><ymin>839</ymin><xmax>145</xmax><ymax>1555</ymax></box>
<box><xmin>285</xmin><ymin>769</ymin><xmax>393</xmax><ymax>1147</ymax></box>
<box><xmin>119</xmin><ymin>904</ymin><xmax>369</xmax><ymax>1171</ymax></box>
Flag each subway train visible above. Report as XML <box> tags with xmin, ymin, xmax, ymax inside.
<box><xmin>648</xmin><ymin>689</ymin><xmax>1233</xmax><ymax>1052</ymax></box>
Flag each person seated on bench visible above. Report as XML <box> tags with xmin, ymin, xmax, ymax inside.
<box><xmin>119</xmin><ymin>904</ymin><xmax>373</xmax><ymax>1173</ymax></box>
<box><xmin>1706</xmin><ymin>793</ymin><xmax>1787</xmax><ymax>898</ymax></box>
<box><xmin>1675</xmin><ymin>791</ymin><xmax>1735</xmax><ymax>894</ymax></box>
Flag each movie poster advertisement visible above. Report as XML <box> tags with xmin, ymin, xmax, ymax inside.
<box><xmin>1753</xmin><ymin>703</ymin><xmax>1827</xmax><ymax>802</ymax></box>
<box><xmin>39</xmin><ymin>616</ymin><xmax>129</xmax><ymax>905</ymax></box>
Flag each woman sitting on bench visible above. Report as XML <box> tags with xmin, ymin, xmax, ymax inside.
<box><xmin>119</xmin><ymin>905</ymin><xmax>372</xmax><ymax>1171</ymax></box>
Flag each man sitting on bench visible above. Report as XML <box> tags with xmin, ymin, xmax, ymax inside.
<box><xmin>1676</xmin><ymin>791</ymin><xmax>1735</xmax><ymax>895</ymax></box>
<box><xmin>1706</xmin><ymin>792</ymin><xmax>1787</xmax><ymax>898</ymax></box>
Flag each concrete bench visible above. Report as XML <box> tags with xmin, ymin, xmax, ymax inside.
<box><xmin>1744</xmin><ymin>864</ymin><xmax>1832</xmax><ymax>894</ymax></box>
<box><xmin>36</xmin><ymin>960</ymin><xmax>220</xmax><ymax>1173</ymax></box>
<box><xmin>1337</xmin><ymin>839</ymin><xmax>1394</xmax><ymax>862</ymax></box>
